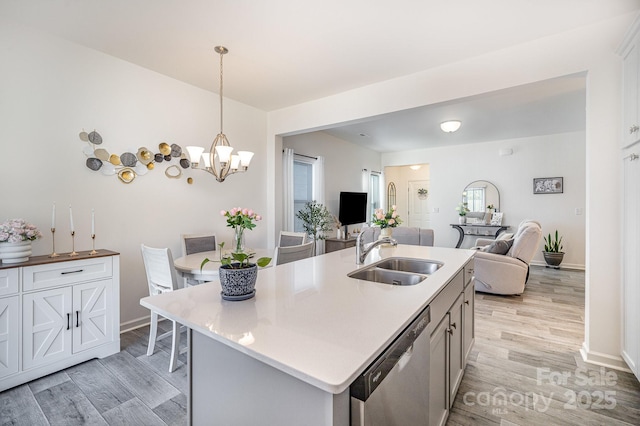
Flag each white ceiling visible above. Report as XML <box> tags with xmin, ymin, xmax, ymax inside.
<box><xmin>1</xmin><ymin>0</ymin><xmax>636</xmax><ymax>150</ymax></box>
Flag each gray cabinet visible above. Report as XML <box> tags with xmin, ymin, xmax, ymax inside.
<box><xmin>428</xmin><ymin>259</ymin><xmax>475</xmax><ymax>426</ymax></box>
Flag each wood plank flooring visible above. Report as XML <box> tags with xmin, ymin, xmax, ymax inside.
<box><xmin>448</xmin><ymin>266</ymin><xmax>640</xmax><ymax>426</ymax></box>
<box><xmin>0</xmin><ymin>266</ymin><xmax>638</xmax><ymax>425</ymax></box>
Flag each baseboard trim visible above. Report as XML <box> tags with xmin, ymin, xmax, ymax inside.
<box><xmin>580</xmin><ymin>342</ymin><xmax>632</xmax><ymax>373</ymax></box>
<box><xmin>530</xmin><ymin>260</ymin><xmax>585</xmax><ymax>271</ymax></box>
<box><xmin>120</xmin><ymin>316</ymin><xmax>151</xmax><ymax>333</ymax></box>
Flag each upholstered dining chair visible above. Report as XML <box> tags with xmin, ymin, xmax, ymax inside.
<box><xmin>278</xmin><ymin>231</ymin><xmax>307</xmax><ymax>247</ymax></box>
<box><xmin>140</xmin><ymin>244</ymin><xmax>183</xmax><ymax>372</ymax></box>
<box><xmin>181</xmin><ymin>233</ymin><xmax>217</xmax><ymax>285</ymax></box>
<box><xmin>274</xmin><ymin>241</ymin><xmax>315</xmax><ymax>265</ymax></box>
<box><xmin>181</xmin><ymin>233</ymin><xmax>217</xmax><ymax>256</ymax></box>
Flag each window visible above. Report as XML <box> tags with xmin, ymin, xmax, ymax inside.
<box><xmin>465</xmin><ymin>187</ymin><xmax>485</xmax><ymax>212</ymax></box>
<box><xmin>370</xmin><ymin>172</ymin><xmax>381</xmax><ymax>214</ymax></box>
<box><xmin>293</xmin><ymin>156</ymin><xmax>314</xmax><ymax>232</ymax></box>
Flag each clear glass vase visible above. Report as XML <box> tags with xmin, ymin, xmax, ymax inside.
<box><xmin>233</xmin><ymin>227</ymin><xmax>245</xmax><ymax>253</ymax></box>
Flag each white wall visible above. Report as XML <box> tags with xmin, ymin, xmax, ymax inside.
<box><xmin>267</xmin><ymin>14</ymin><xmax>635</xmax><ymax>369</ymax></box>
<box><xmin>282</xmin><ymin>131</ymin><xmax>381</xmax><ymax>232</ymax></box>
<box><xmin>0</xmin><ymin>23</ymin><xmax>268</xmax><ymax>328</ymax></box>
<box><xmin>383</xmin><ymin>132</ymin><xmax>586</xmax><ymax>269</ymax></box>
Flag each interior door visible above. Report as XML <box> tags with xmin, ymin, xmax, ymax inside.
<box><xmin>408</xmin><ymin>180</ymin><xmax>430</xmax><ymax>228</ymax></box>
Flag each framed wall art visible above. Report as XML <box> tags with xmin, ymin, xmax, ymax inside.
<box><xmin>533</xmin><ymin>177</ymin><xmax>563</xmax><ymax>194</ymax></box>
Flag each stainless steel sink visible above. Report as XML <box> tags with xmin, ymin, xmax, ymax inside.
<box><xmin>348</xmin><ymin>267</ymin><xmax>426</xmax><ymax>286</ymax></box>
<box><xmin>347</xmin><ymin>257</ymin><xmax>443</xmax><ymax>286</ymax></box>
<box><xmin>375</xmin><ymin>257</ymin><xmax>443</xmax><ymax>275</ymax></box>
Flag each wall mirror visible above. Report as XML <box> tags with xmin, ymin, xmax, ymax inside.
<box><xmin>462</xmin><ymin>180</ymin><xmax>500</xmax><ymax>219</ymax></box>
<box><xmin>387</xmin><ymin>182</ymin><xmax>396</xmax><ymax>208</ymax></box>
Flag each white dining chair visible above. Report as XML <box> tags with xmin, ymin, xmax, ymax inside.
<box><xmin>140</xmin><ymin>244</ymin><xmax>184</xmax><ymax>373</ymax></box>
<box><xmin>278</xmin><ymin>231</ymin><xmax>307</xmax><ymax>247</ymax></box>
<box><xmin>274</xmin><ymin>241</ymin><xmax>315</xmax><ymax>265</ymax></box>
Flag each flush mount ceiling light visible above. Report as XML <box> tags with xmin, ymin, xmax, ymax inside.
<box><xmin>440</xmin><ymin>120</ymin><xmax>462</xmax><ymax>133</ymax></box>
<box><xmin>186</xmin><ymin>46</ymin><xmax>254</xmax><ymax>182</ymax></box>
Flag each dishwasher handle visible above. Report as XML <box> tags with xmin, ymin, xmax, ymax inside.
<box><xmin>351</xmin><ymin>305</ymin><xmax>431</xmax><ymax>401</ymax></box>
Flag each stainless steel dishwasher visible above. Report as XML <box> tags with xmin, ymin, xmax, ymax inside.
<box><xmin>350</xmin><ymin>305</ymin><xmax>431</xmax><ymax>425</ymax></box>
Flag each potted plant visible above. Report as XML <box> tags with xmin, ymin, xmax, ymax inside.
<box><xmin>296</xmin><ymin>201</ymin><xmax>333</xmax><ymax>255</ymax></box>
<box><xmin>455</xmin><ymin>203</ymin><xmax>470</xmax><ymax>224</ymax></box>
<box><xmin>543</xmin><ymin>230</ymin><xmax>564</xmax><ymax>269</ymax></box>
<box><xmin>201</xmin><ymin>208</ymin><xmax>271</xmax><ymax>301</ymax></box>
<box><xmin>0</xmin><ymin>218</ymin><xmax>42</xmax><ymax>264</ymax></box>
<box><xmin>372</xmin><ymin>205</ymin><xmax>402</xmax><ymax>239</ymax></box>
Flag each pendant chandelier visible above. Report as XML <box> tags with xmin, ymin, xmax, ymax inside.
<box><xmin>186</xmin><ymin>46</ymin><xmax>254</xmax><ymax>182</ymax></box>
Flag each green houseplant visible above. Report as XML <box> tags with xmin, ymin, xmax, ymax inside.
<box><xmin>296</xmin><ymin>201</ymin><xmax>333</xmax><ymax>255</ymax></box>
<box><xmin>542</xmin><ymin>230</ymin><xmax>564</xmax><ymax>269</ymax></box>
<box><xmin>200</xmin><ymin>207</ymin><xmax>271</xmax><ymax>301</ymax></box>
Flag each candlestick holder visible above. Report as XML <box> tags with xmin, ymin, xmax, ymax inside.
<box><xmin>69</xmin><ymin>231</ymin><xmax>79</xmax><ymax>257</ymax></box>
<box><xmin>89</xmin><ymin>234</ymin><xmax>98</xmax><ymax>255</ymax></box>
<box><xmin>49</xmin><ymin>228</ymin><xmax>60</xmax><ymax>258</ymax></box>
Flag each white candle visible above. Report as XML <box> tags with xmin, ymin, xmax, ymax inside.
<box><xmin>51</xmin><ymin>203</ymin><xmax>56</xmax><ymax>229</ymax></box>
<box><xmin>69</xmin><ymin>205</ymin><xmax>74</xmax><ymax>233</ymax></box>
<box><xmin>91</xmin><ymin>209</ymin><xmax>95</xmax><ymax>235</ymax></box>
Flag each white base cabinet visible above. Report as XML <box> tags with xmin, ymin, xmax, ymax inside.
<box><xmin>429</xmin><ymin>259</ymin><xmax>475</xmax><ymax>426</ymax></box>
<box><xmin>0</xmin><ymin>251</ymin><xmax>119</xmax><ymax>392</ymax></box>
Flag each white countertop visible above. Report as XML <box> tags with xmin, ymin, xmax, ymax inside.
<box><xmin>141</xmin><ymin>245</ymin><xmax>474</xmax><ymax>394</ymax></box>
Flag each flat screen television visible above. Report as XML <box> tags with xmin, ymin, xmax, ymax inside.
<box><xmin>338</xmin><ymin>192</ymin><xmax>368</xmax><ymax>231</ymax></box>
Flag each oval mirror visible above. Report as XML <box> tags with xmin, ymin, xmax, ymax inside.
<box><xmin>462</xmin><ymin>180</ymin><xmax>500</xmax><ymax>219</ymax></box>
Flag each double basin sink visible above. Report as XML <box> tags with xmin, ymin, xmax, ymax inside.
<box><xmin>348</xmin><ymin>257</ymin><xmax>443</xmax><ymax>286</ymax></box>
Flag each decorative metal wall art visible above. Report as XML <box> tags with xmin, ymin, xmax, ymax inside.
<box><xmin>80</xmin><ymin>129</ymin><xmax>194</xmax><ymax>184</ymax></box>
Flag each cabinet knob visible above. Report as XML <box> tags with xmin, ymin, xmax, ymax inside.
<box><xmin>447</xmin><ymin>328</ymin><xmax>453</xmax><ymax>335</ymax></box>
<box><xmin>631</xmin><ymin>125</ymin><xmax>640</xmax><ymax>134</ymax></box>
<box><xmin>465</xmin><ymin>300</ymin><xmax>470</xmax><ymax>305</ymax></box>
<box><xmin>66</xmin><ymin>313</ymin><xmax>70</xmax><ymax>330</ymax></box>
<box><xmin>451</xmin><ymin>322</ymin><xmax>457</xmax><ymax>329</ymax></box>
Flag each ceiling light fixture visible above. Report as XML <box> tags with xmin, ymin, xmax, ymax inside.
<box><xmin>186</xmin><ymin>46</ymin><xmax>253</xmax><ymax>182</ymax></box>
<box><xmin>440</xmin><ymin>120</ymin><xmax>462</xmax><ymax>133</ymax></box>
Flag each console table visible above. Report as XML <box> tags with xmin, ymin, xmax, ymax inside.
<box><xmin>0</xmin><ymin>250</ymin><xmax>120</xmax><ymax>392</ymax></box>
<box><xmin>450</xmin><ymin>224</ymin><xmax>510</xmax><ymax>248</ymax></box>
<box><xmin>325</xmin><ymin>237</ymin><xmax>357</xmax><ymax>253</ymax></box>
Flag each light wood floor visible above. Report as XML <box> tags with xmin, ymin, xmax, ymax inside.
<box><xmin>0</xmin><ymin>266</ymin><xmax>638</xmax><ymax>425</ymax></box>
<box><xmin>448</xmin><ymin>266</ymin><xmax>640</xmax><ymax>426</ymax></box>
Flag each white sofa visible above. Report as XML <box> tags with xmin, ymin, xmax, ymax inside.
<box><xmin>359</xmin><ymin>226</ymin><xmax>434</xmax><ymax>246</ymax></box>
<box><xmin>473</xmin><ymin>220</ymin><xmax>542</xmax><ymax>295</ymax></box>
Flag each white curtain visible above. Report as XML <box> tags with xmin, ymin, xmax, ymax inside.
<box><xmin>282</xmin><ymin>148</ymin><xmax>295</xmax><ymax>232</ymax></box>
<box><xmin>362</xmin><ymin>169</ymin><xmax>371</xmax><ymax>220</ymax></box>
<box><xmin>313</xmin><ymin>156</ymin><xmax>326</xmax><ymax>254</ymax></box>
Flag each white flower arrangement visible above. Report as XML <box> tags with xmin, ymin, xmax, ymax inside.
<box><xmin>0</xmin><ymin>219</ymin><xmax>43</xmax><ymax>243</ymax></box>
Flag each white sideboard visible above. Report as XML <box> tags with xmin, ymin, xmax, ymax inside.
<box><xmin>0</xmin><ymin>250</ymin><xmax>120</xmax><ymax>392</ymax></box>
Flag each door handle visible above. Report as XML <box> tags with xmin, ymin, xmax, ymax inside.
<box><xmin>67</xmin><ymin>313</ymin><xmax>70</xmax><ymax>330</ymax></box>
<box><xmin>76</xmin><ymin>311</ymin><xmax>80</xmax><ymax>328</ymax></box>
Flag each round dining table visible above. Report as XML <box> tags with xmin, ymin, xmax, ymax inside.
<box><xmin>173</xmin><ymin>249</ymin><xmax>273</xmax><ymax>284</ymax></box>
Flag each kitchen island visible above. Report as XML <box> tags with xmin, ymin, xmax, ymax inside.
<box><xmin>140</xmin><ymin>244</ymin><xmax>475</xmax><ymax>425</ymax></box>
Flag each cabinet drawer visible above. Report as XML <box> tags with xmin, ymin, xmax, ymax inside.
<box><xmin>429</xmin><ymin>270</ymin><xmax>464</xmax><ymax>328</ymax></box>
<box><xmin>0</xmin><ymin>268</ymin><xmax>19</xmax><ymax>296</ymax></box>
<box><xmin>23</xmin><ymin>257</ymin><xmax>112</xmax><ymax>291</ymax></box>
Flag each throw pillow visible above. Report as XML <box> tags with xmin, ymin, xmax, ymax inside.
<box><xmin>480</xmin><ymin>238</ymin><xmax>514</xmax><ymax>255</ymax></box>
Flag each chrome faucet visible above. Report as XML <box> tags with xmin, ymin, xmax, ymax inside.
<box><xmin>356</xmin><ymin>227</ymin><xmax>398</xmax><ymax>264</ymax></box>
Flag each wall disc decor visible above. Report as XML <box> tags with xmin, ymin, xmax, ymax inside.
<box><xmin>80</xmin><ymin>129</ymin><xmax>194</xmax><ymax>184</ymax></box>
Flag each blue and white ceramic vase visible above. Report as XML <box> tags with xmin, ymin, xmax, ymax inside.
<box><xmin>218</xmin><ymin>263</ymin><xmax>258</xmax><ymax>301</ymax></box>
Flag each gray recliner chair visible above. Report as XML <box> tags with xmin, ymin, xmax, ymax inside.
<box><xmin>473</xmin><ymin>220</ymin><xmax>542</xmax><ymax>295</ymax></box>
